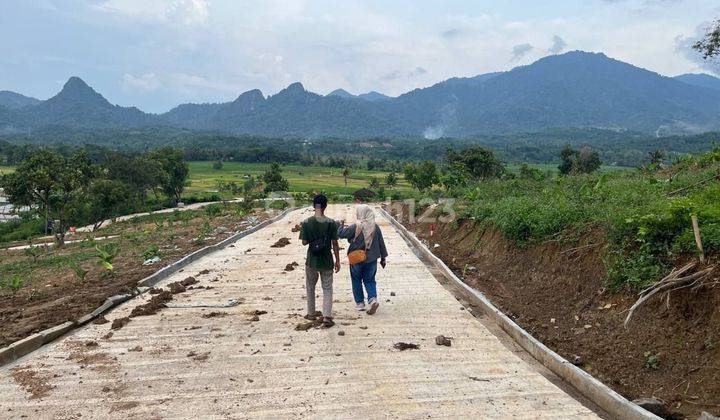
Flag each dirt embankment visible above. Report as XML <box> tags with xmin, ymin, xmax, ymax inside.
<box><xmin>389</xmin><ymin>205</ymin><xmax>720</xmax><ymax>419</ymax></box>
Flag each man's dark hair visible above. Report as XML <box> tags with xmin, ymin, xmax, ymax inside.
<box><xmin>313</xmin><ymin>194</ymin><xmax>328</xmax><ymax>210</ymax></box>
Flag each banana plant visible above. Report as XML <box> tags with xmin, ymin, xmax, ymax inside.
<box><xmin>96</xmin><ymin>243</ymin><xmax>120</xmax><ymax>275</ymax></box>
<box><xmin>68</xmin><ymin>260</ymin><xmax>88</xmax><ymax>281</ymax></box>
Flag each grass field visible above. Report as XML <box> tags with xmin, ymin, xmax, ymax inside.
<box><xmin>0</xmin><ymin>161</ymin><xmax>631</xmax><ymax>196</ymax></box>
<box><xmin>187</xmin><ymin>162</ymin><xmax>413</xmax><ymax>195</ymax></box>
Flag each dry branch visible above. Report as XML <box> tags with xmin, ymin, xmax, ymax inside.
<box><xmin>624</xmin><ymin>263</ymin><xmax>715</xmax><ymax>328</ymax></box>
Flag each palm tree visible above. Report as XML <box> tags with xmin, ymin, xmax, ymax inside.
<box><xmin>342</xmin><ymin>167</ymin><xmax>350</xmax><ymax>186</ymax></box>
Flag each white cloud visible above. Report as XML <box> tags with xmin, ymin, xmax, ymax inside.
<box><xmin>5</xmin><ymin>0</ymin><xmax>718</xmax><ymax>112</ymax></box>
<box><xmin>166</xmin><ymin>0</ymin><xmax>209</xmax><ymax>25</ymax></box>
<box><xmin>511</xmin><ymin>43</ymin><xmax>534</xmax><ymax>61</ymax></box>
<box><xmin>92</xmin><ymin>0</ymin><xmax>209</xmax><ymax>25</ymax></box>
<box><xmin>122</xmin><ymin>72</ymin><xmax>161</xmax><ymax>92</ymax></box>
<box><xmin>548</xmin><ymin>35</ymin><xmax>568</xmax><ymax>54</ymax></box>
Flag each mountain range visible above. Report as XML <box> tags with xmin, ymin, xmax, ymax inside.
<box><xmin>1</xmin><ymin>51</ymin><xmax>720</xmax><ymax>139</ymax></box>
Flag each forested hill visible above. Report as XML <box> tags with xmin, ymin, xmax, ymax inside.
<box><xmin>2</xmin><ymin>51</ymin><xmax>720</xmax><ymax>138</ymax></box>
<box><xmin>2</xmin><ymin>126</ymin><xmax>718</xmax><ymax>168</ymax></box>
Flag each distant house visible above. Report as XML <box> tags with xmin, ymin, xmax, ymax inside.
<box><xmin>0</xmin><ymin>188</ymin><xmax>25</xmax><ymax>223</ymax></box>
<box><xmin>353</xmin><ymin>188</ymin><xmax>376</xmax><ymax>202</ymax></box>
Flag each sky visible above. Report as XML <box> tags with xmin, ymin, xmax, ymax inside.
<box><xmin>0</xmin><ymin>0</ymin><xmax>719</xmax><ymax>113</ymax></box>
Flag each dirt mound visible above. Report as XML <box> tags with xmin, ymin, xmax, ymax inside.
<box><xmin>202</xmin><ymin>312</ymin><xmax>228</xmax><ymax>318</ymax></box>
<box><xmin>167</xmin><ymin>276</ymin><xmax>198</xmax><ymax>294</ymax></box>
<box><xmin>435</xmin><ymin>335</ymin><xmax>452</xmax><ymax>346</ymax></box>
<box><xmin>110</xmin><ymin>317</ymin><xmax>130</xmax><ymax>330</ymax></box>
<box><xmin>129</xmin><ymin>290</ymin><xmax>173</xmax><ymax>317</ymax></box>
<box><xmin>295</xmin><ymin>320</ymin><xmax>321</xmax><ymax>331</ymax></box>
<box><xmin>393</xmin><ymin>203</ymin><xmax>720</xmax><ymax>418</ymax></box>
<box><xmin>168</xmin><ymin>282</ymin><xmax>186</xmax><ymax>294</ymax></box>
<box><xmin>393</xmin><ymin>342</ymin><xmax>420</xmax><ymax>351</ymax></box>
<box><xmin>249</xmin><ymin>310</ymin><xmax>268</xmax><ymax>316</ymax></box>
<box><xmin>271</xmin><ymin>237</ymin><xmax>291</xmax><ymax>248</ymax></box>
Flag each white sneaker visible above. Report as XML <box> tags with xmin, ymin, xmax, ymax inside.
<box><xmin>367</xmin><ymin>298</ymin><xmax>379</xmax><ymax>315</ymax></box>
<box><xmin>356</xmin><ymin>302</ymin><xmax>366</xmax><ymax>311</ymax></box>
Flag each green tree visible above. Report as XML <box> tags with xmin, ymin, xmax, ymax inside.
<box><xmin>84</xmin><ymin>179</ymin><xmax>132</xmax><ymax>231</ymax></box>
<box><xmin>262</xmin><ymin>162</ymin><xmax>289</xmax><ymax>193</ymax></box>
<box><xmin>404</xmin><ymin>161</ymin><xmax>439</xmax><ymax>191</ymax></box>
<box><xmin>103</xmin><ymin>154</ymin><xmax>164</xmax><ymax>205</ymax></box>
<box><xmin>518</xmin><ymin>164</ymin><xmax>546</xmax><ymax>181</ymax></box>
<box><xmin>558</xmin><ymin>145</ymin><xmax>577</xmax><ymax>175</ymax></box>
<box><xmin>369</xmin><ymin>177</ymin><xmax>380</xmax><ymax>189</ymax></box>
<box><xmin>385</xmin><ymin>171</ymin><xmax>398</xmax><ymax>188</ymax></box>
<box><xmin>576</xmin><ymin>146</ymin><xmax>602</xmax><ymax>174</ymax></box>
<box><xmin>1</xmin><ymin>149</ymin><xmax>93</xmax><ymax>246</ymax></box>
<box><xmin>148</xmin><ymin>147</ymin><xmax>189</xmax><ymax>205</ymax></box>
<box><xmin>444</xmin><ymin>146</ymin><xmax>505</xmax><ymax>180</ymax></box>
<box><xmin>212</xmin><ymin>160</ymin><xmax>223</xmax><ymax>170</ymax></box>
<box><xmin>440</xmin><ymin>163</ymin><xmax>471</xmax><ymax>196</ymax></box>
<box><xmin>558</xmin><ymin>145</ymin><xmax>601</xmax><ymax>174</ymax></box>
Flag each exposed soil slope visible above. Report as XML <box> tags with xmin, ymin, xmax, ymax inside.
<box><xmin>390</xmin><ymin>205</ymin><xmax>720</xmax><ymax>419</ymax></box>
<box><xmin>0</xmin><ymin>209</ymin><xmax>268</xmax><ymax>348</ymax></box>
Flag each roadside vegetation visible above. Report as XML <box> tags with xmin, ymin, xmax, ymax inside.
<box><xmin>397</xmin><ymin>143</ymin><xmax>720</xmax><ymax>417</ymax></box>
<box><xmin>403</xmin><ymin>144</ymin><xmax>720</xmax><ymax>291</ymax></box>
<box><xmin>0</xmin><ymin>202</ymin><xmax>267</xmax><ymax>347</ymax></box>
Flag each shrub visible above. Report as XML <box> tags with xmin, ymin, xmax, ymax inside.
<box><xmin>204</xmin><ymin>204</ymin><xmax>223</xmax><ymax>218</ymax></box>
<box><xmin>142</xmin><ymin>244</ymin><xmax>161</xmax><ymax>260</ymax></box>
<box><xmin>644</xmin><ymin>352</ymin><xmax>660</xmax><ymax>370</ymax></box>
<box><xmin>24</xmin><ymin>246</ymin><xmax>44</xmax><ymax>262</ymax></box>
<box><xmin>0</xmin><ymin>218</ymin><xmax>45</xmax><ymax>244</ymax></box>
<box><xmin>196</xmin><ymin>220</ymin><xmax>213</xmax><ymax>245</ymax></box>
<box><xmin>605</xmin><ymin>245</ymin><xmax>667</xmax><ymax>291</ymax></box>
<box><xmin>673</xmin><ymin>222</ymin><xmax>720</xmax><ymax>255</ymax></box>
<box><xmin>269</xmin><ymin>200</ymin><xmax>289</xmax><ymax>210</ymax></box>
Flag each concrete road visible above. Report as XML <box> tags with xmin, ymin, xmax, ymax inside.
<box><xmin>0</xmin><ymin>204</ymin><xmax>600</xmax><ymax>419</ymax></box>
